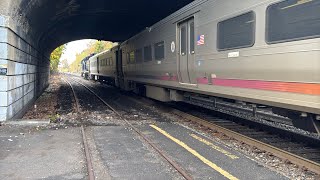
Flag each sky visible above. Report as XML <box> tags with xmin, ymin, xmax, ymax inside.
<box><xmin>60</xmin><ymin>39</ymin><xmax>92</xmax><ymax>64</ymax></box>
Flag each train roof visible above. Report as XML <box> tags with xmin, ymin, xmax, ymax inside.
<box><xmin>81</xmin><ymin>53</ymin><xmax>95</xmax><ymax>63</ymax></box>
<box><xmin>89</xmin><ymin>43</ymin><xmax>120</xmax><ymax>61</ymax></box>
<box><xmin>120</xmin><ymin>0</ymin><xmax>208</xmax><ymax>46</ymax></box>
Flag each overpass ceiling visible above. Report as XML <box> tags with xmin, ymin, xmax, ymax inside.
<box><xmin>19</xmin><ymin>0</ymin><xmax>194</xmax><ymax>54</ymax></box>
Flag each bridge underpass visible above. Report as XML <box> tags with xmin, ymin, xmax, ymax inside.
<box><xmin>0</xmin><ymin>0</ymin><xmax>193</xmax><ymax>121</ymax></box>
<box><xmin>1</xmin><ymin>1</ymin><xmax>319</xmax><ymax>179</ymax></box>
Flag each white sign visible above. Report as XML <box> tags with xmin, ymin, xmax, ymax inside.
<box><xmin>171</xmin><ymin>41</ymin><xmax>175</xmax><ymax>53</ymax></box>
<box><xmin>228</xmin><ymin>51</ymin><xmax>240</xmax><ymax>58</ymax></box>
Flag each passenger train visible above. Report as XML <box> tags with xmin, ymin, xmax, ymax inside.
<box><xmin>81</xmin><ymin>0</ymin><xmax>320</xmax><ymax>134</ymax></box>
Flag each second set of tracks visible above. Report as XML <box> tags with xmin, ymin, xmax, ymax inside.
<box><xmin>128</xmin><ymin>95</ymin><xmax>320</xmax><ymax>175</ymax></box>
<box><xmin>170</xmin><ymin>107</ymin><xmax>320</xmax><ymax>174</ymax></box>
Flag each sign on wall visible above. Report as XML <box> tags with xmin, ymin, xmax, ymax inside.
<box><xmin>0</xmin><ymin>68</ymin><xmax>7</xmax><ymax>75</ymax></box>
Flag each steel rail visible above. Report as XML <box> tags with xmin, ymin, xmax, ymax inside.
<box><xmin>62</xmin><ymin>77</ymin><xmax>95</xmax><ymax>180</ymax></box>
<box><xmin>127</xmin><ymin>95</ymin><xmax>320</xmax><ymax>174</ymax></box>
<box><xmin>67</xmin><ymin>74</ymin><xmax>320</xmax><ymax>175</ymax></box>
<box><xmin>71</xmin><ymin>77</ymin><xmax>193</xmax><ymax>180</ymax></box>
<box><xmin>170</xmin><ymin>109</ymin><xmax>320</xmax><ymax>174</ymax></box>
<box><xmin>61</xmin><ymin>77</ymin><xmax>80</xmax><ymax>112</ymax></box>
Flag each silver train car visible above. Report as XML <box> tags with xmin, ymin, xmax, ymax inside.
<box><xmin>88</xmin><ymin>47</ymin><xmax>118</xmax><ymax>85</ymax></box>
<box><xmin>88</xmin><ymin>0</ymin><xmax>320</xmax><ymax>133</ymax></box>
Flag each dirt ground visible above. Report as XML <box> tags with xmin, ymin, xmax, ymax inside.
<box><xmin>22</xmin><ymin>74</ymin><xmax>61</xmax><ymax>120</ymax></box>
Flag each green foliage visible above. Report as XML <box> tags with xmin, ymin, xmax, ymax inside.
<box><xmin>59</xmin><ymin>59</ymin><xmax>69</xmax><ymax>72</ymax></box>
<box><xmin>50</xmin><ymin>45</ymin><xmax>66</xmax><ymax>73</ymax></box>
<box><xmin>68</xmin><ymin>40</ymin><xmax>114</xmax><ymax>73</ymax></box>
<box><xmin>49</xmin><ymin>113</ymin><xmax>60</xmax><ymax>123</ymax></box>
<box><xmin>94</xmin><ymin>41</ymin><xmax>105</xmax><ymax>53</ymax></box>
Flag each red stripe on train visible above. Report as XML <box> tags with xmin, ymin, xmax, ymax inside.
<box><xmin>197</xmin><ymin>78</ymin><xmax>320</xmax><ymax>95</ymax></box>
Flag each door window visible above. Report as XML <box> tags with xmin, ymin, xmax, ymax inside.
<box><xmin>189</xmin><ymin>22</ymin><xmax>195</xmax><ymax>54</ymax></box>
<box><xmin>180</xmin><ymin>26</ymin><xmax>187</xmax><ymax>55</ymax></box>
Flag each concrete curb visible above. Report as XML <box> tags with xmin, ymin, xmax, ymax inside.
<box><xmin>1</xmin><ymin>119</ymin><xmax>50</xmax><ymax>126</ymax></box>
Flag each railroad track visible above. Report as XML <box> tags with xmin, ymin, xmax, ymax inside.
<box><xmin>171</xmin><ymin>108</ymin><xmax>320</xmax><ymax>174</ymax></box>
<box><xmin>65</xmin><ymin>75</ymin><xmax>320</xmax><ymax>175</ymax></box>
<box><xmin>125</xmin><ymin>96</ymin><xmax>320</xmax><ymax>175</ymax></box>
<box><xmin>62</xmin><ymin>78</ymin><xmax>95</xmax><ymax>180</ymax></box>
<box><xmin>62</xmin><ymin>76</ymin><xmax>193</xmax><ymax>180</ymax></box>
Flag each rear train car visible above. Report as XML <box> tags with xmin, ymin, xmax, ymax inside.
<box><xmin>88</xmin><ymin>47</ymin><xmax>118</xmax><ymax>85</ymax></box>
<box><xmin>117</xmin><ymin>0</ymin><xmax>320</xmax><ymax>133</ymax></box>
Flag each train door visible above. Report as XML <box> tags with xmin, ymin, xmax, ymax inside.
<box><xmin>178</xmin><ymin>18</ymin><xmax>195</xmax><ymax>84</ymax></box>
<box><xmin>116</xmin><ymin>50</ymin><xmax>122</xmax><ymax>80</ymax></box>
<box><xmin>116</xmin><ymin>50</ymin><xmax>122</xmax><ymax>77</ymax></box>
<box><xmin>97</xmin><ymin>57</ymin><xmax>100</xmax><ymax>74</ymax></box>
<box><xmin>116</xmin><ymin>49</ymin><xmax>124</xmax><ymax>88</ymax></box>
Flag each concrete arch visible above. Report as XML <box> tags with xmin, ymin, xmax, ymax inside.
<box><xmin>0</xmin><ymin>0</ymin><xmax>192</xmax><ymax>120</ymax></box>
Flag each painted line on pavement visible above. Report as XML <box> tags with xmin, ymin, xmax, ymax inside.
<box><xmin>150</xmin><ymin>124</ymin><xmax>239</xmax><ymax>180</ymax></box>
<box><xmin>190</xmin><ymin>134</ymin><xmax>239</xmax><ymax>160</ymax></box>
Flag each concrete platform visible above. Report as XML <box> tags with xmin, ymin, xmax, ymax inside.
<box><xmin>137</xmin><ymin>122</ymin><xmax>288</xmax><ymax>180</ymax></box>
<box><xmin>92</xmin><ymin>126</ymin><xmax>181</xmax><ymax>179</ymax></box>
<box><xmin>0</xmin><ymin>121</ymin><xmax>288</xmax><ymax>179</ymax></box>
<box><xmin>0</xmin><ymin>126</ymin><xmax>86</xmax><ymax>179</ymax></box>
<box><xmin>1</xmin><ymin>119</ymin><xmax>50</xmax><ymax>126</ymax></box>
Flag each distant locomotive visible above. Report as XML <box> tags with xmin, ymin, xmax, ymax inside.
<box><xmin>83</xmin><ymin>0</ymin><xmax>320</xmax><ymax>134</ymax></box>
<box><xmin>81</xmin><ymin>53</ymin><xmax>95</xmax><ymax>79</ymax></box>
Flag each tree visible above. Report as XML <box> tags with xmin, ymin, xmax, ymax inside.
<box><xmin>95</xmin><ymin>41</ymin><xmax>105</xmax><ymax>53</ymax></box>
<box><xmin>50</xmin><ymin>45</ymin><xmax>66</xmax><ymax>73</ymax></box>
<box><xmin>59</xmin><ymin>59</ymin><xmax>69</xmax><ymax>72</ymax></box>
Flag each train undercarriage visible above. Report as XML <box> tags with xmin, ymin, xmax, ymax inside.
<box><xmin>127</xmin><ymin>81</ymin><xmax>320</xmax><ymax>135</ymax></box>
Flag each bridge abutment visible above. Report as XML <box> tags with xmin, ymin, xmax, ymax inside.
<box><xmin>0</xmin><ymin>14</ymin><xmax>49</xmax><ymax>121</ymax></box>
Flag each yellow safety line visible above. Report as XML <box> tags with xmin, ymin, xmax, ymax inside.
<box><xmin>150</xmin><ymin>125</ymin><xmax>239</xmax><ymax>180</ymax></box>
<box><xmin>190</xmin><ymin>134</ymin><xmax>239</xmax><ymax>160</ymax></box>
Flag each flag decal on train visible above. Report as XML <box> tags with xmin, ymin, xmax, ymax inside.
<box><xmin>197</xmin><ymin>35</ymin><xmax>205</xmax><ymax>45</ymax></box>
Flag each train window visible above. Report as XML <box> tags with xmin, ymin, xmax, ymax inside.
<box><xmin>180</xmin><ymin>26</ymin><xmax>187</xmax><ymax>55</ymax></box>
<box><xmin>129</xmin><ymin>51</ymin><xmax>135</xmax><ymax>64</ymax></box>
<box><xmin>110</xmin><ymin>58</ymin><xmax>113</xmax><ymax>66</ymax></box>
<box><xmin>267</xmin><ymin>0</ymin><xmax>320</xmax><ymax>43</ymax></box>
<box><xmin>154</xmin><ymin>41</ymin><xmax>165</xmax><ymax>60</ymax></box>
<box><xmin>217</xmin><ymin>11</ymin><xmax>255</xmax><ymax>50</ymax></box>
<box><xmin>144</xmin><ymin>45</ymin><xmax>152</xmax><ymax>62</ymax></box>
<box><xmin>135</xmin><ymin>49</ymin><xmax>143</xmax><ymax>63</ymax></box>
<box><xmin>189</xmin><ymin>22</ymin><xmax>195</xmax><ymax>54</ymax></box>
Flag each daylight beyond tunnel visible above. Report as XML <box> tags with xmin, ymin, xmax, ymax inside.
<box><xmin>4</xmin><ymin>0</ymin><xmax>193</xmax><ymax>55</ymax></box>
